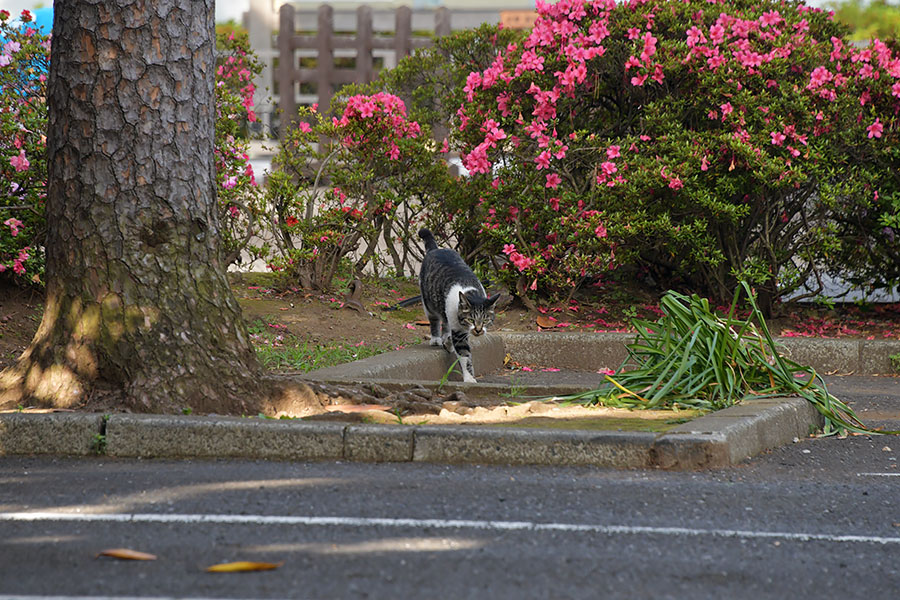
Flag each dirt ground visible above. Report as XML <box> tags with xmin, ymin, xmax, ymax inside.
<box><xmin>5</xmin><ymin>274</ymin><xmax>899</xmax><ymax>371</ymax></box>
<box><xmin>2</xmin><ymin>274</ymin><xmax>899</xmax><ymax>424</ymax></box>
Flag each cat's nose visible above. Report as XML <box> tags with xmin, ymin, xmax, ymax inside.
<box><xmin>473</xmin><ymin>327</ymin><xmax>483</xmax><ymax>336</ymax></box>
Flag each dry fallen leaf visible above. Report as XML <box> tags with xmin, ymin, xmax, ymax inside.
<box><xmin>536</xmin><ymin>315</ymin><xmax>554</xmax><ymax>329</ymax></box>
<box><xmin>205</xmin><ymin>561</ymin><xmax>284</xmax><ymax>573</ymax></box>
<box><xmin>97</xmin><ymin>548</ymin><xmax>157</xmax><ymax>561</ymax></box>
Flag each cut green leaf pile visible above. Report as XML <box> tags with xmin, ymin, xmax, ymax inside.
<box><xmin>559</xmin><ymin>283</ymin><xmax>896</xmax><ymax>437</ymax></box>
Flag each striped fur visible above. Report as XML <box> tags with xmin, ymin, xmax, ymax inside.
<box><xmin>418</xmin><ymin>229</ymin><xmax>499</xmax><ymax>383</ymax></box>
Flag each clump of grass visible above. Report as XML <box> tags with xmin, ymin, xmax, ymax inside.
<box><xmin>246</xmin><ymin>319</ymin><xmax>393</xmax><ymax>372</ymax></box>
<box><xmin>559</xmin><ymin>282</ymin><xmax>896</xmax><ymax>437</ymax></box>
<box><xmin>890</xmin><ymin>352</ymin><xmax>900</xmax><ymax>374</ymax></box>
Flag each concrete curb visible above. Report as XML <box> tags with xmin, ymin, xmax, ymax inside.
<box><xmin>0</xmin><ymin>396</ymin><xmax>822</xmax><ymax>469</ymax></box>
<box><xmin>652</xmin><ymin>397</ymin><xmax>824</xmax><ymax>469</ymax></box>
<box><xmin>104</xmin><ymin>414</ymin><xmax>346</xmax><ymax>461</ymax></box>
<box><xmin>0</xmin><ymin>413</ymin><xmax>105</xmax><ymax>456</ymax></box>
<box><xmin>306</xmin><ymin>334</ymin><xmax>506</xmax><ymax>382</ymax></box>
<box><xmin>497</xmin><ymin>332</ymin><xmax>900</xmax><ymax>376</ymax></box>
<box><xmin>300</xmin><ymin>332</ymin><xmax>900</xmax><ymax>394</ymax></box>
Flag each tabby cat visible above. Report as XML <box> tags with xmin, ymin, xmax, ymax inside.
<box><xmin>418</xmin><ymin>228</ymin><xmax>500</xmax><ymax>383</ymax></box>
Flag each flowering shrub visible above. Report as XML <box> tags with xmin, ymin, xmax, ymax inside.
<box><xmin>265</xmin><ymin>94</ymin><xmax>456</xmax><ymax>290</ymax></box>
<box><xmin>263</xmin><ymin>106</ymin><xmax>352</xmax><ymax>290</ymax></box>
<box><xmin>214</xmin><ymin>28</ymin><xmax>266</xmax><ymax>267</ymax></box>
<box><xmin>0</xmin><ymin>15</ymin><xmax>265</xmax><ymax>285</ymax></box>
<box><xmin>0</xmin><ymin>9</ymin><xmax>47</xmax><ymax>282</ymax></box>
<box><xmin>454</xmin><ymin>0</ymin><xmax>900</xmax><ymax>310</ymax></box>
<box><xmin>350</xmin><ymin>23</ymin><xmax>526</xmax><ymax>260</ymax></box>
<box><xmin>813</xmin><ymin>35</ymin><xmax>900</xmax><ymax>295</ymax></box>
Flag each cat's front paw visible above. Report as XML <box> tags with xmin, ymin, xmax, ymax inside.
<box><xmin>429</xmin><ymin>336</ymin><xmax>442</xmax><ymax>346</ymax></box>
<box><xmin>462</xmin><ymin>373</ymin><xmax>477</xmax><ymax>384</ymax></box>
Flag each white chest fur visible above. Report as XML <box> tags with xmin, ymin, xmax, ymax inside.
<box><xmin>445</xmin><ymin>283</ymin><xmax>481</xmax><ymax>330</ymax></box>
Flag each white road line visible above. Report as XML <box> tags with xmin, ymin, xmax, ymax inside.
<box><xmin>857</xmin><ymin>472</ymin><xmax>900</xmax><ymax>477</ymax></box>
<box><xmin>1</xmin><ymin>511</ymin><xmax>899</xmax><ymax>546</ymax></box>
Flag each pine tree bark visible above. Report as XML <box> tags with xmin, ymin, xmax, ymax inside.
<box><xmin>0</xmin><ymin>0</ymin><xmax>263</xmax><ymax>413</ymax></box>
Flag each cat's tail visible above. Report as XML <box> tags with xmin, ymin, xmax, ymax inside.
<box><xmin>418</xmin><ymin>228</ymin><xmax>439</xmax><ymax>252</ymax></box>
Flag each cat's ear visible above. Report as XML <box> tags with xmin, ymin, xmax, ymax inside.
<box><xmin>458</xmin><ymin>290</ymin><xmax>472</xmax><ymax>307</ymax></box>
<box><xmin>485</xmin><ymin>293</ymin><xmax>501</xmax><ymax>307</ymax></box>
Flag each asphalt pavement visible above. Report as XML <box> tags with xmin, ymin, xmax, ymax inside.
<box><xmin>0</xmin><ymin>374</ymin><xmax>898</xmax><ymax>599</ymax></box>
<box><xmin>1</xmin><ymin>436</ymin><xmax>899</xmax><ymax>600</ymax></box>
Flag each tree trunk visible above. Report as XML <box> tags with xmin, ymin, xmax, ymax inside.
<box><xmin>0</xmin><ymin>0</ymin><xmax>263</xmax><ymax>414</ymax></box>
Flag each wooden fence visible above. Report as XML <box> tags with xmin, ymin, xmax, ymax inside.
<box><xmin>276</xmin><ymin>3</ymin><xmax>449</xmax><ymax>132</ymax></box>
<box><xmin>247</xmin><ymin>2</ymin><xmax>536</xmax><ymax>136</ymax></box>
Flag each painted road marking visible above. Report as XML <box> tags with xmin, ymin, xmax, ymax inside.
<box><xmin>1</xmin><ymin>511</ymin><xmax>898</xmax><ymax>546</ymax></box>
<box><xmin>857</xmin><ymin>472</ymin><xmax>900</xmax><ymax>477</ymax></box>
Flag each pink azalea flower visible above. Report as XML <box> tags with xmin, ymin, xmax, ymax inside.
<box><xmin>867</xmin><ymin>119</ymin><xmax>883</xmax><ymax>139</ymax></box>
<box><xmin>606</xmin><ymin>145</ymin><xmax>620</xmax><ymax>159</ymax></box>
<box><xmin>759</xmin><ymin>11</ymin><xmax>783</xmax><ymax>27</ymax></box>
<box><xmin>4</xmin><ymin>217</ymin><xmax>23</xmax><ymax>237</ymax></box>
<box><xmin>9</xmin><ymin>150</ymin><xmax>29</xmax><ymax>172</ymax></box>
<box><xmin>630</xmin><ymin>73</ymin><xmax>648</xmax><ymax>87</ymax></box>
<box><xmin>808</xmin><ymin>66</ymin><xmax>832</xmax><ymax>90</ymax></box>
<box><xmin>508</xmin><ymin>250</ymin><xmax>535</xmax><ymax>271</ymax></box>
<box><xmin>545</xmin><ymin>173</ymin><xmax>561</xmax><ymax>189</ymax></box>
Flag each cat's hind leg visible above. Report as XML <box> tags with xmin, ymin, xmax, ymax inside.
<box><xmin>426</xmin><ymin>311</ymin><xmax>443</xmax><ymax>347</ymax></box>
